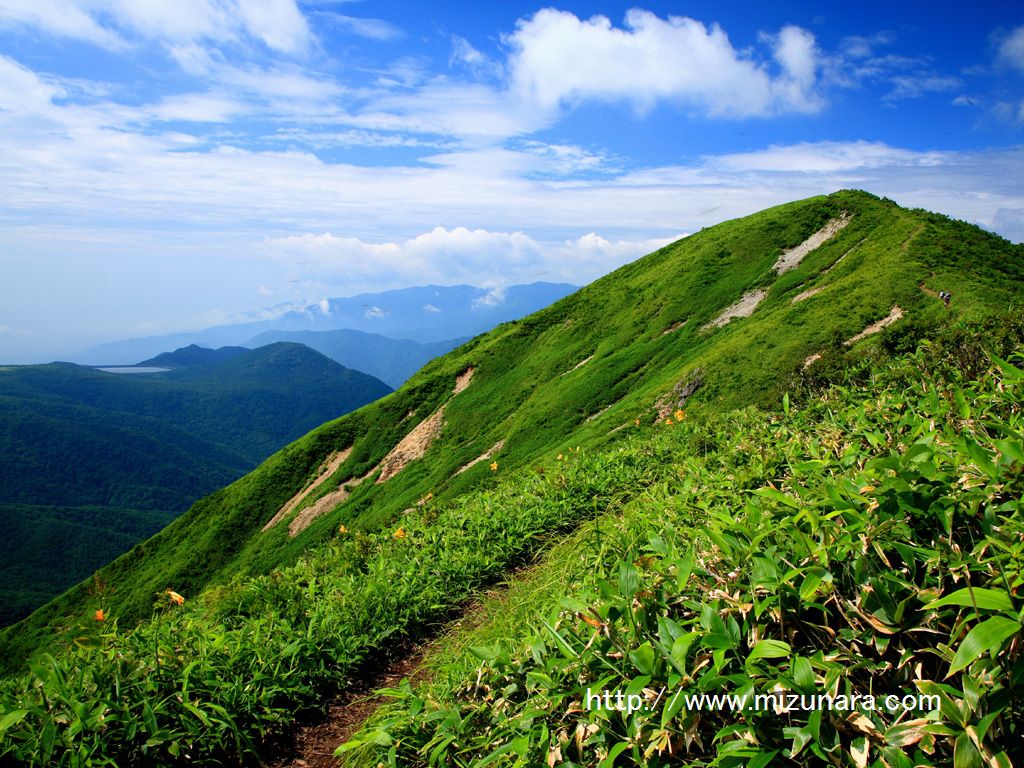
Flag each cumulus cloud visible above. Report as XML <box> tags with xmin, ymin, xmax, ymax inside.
<box><xmin>423</xmin><ymin>303</ymin><xmax>441</xmax><ymax>313</ymax></box>
<box><xmin>506</xmin><ymin>9</ymin><xmax>824</xmax><ymax>118</ymax></box>
<box><xmin>265</xmin><ymin>227</ymin><xmax>545</xmax><ymax>285</ymax></box>
<box><xmin>263</xmin><ymin>226</ymin><xmax>685</xmax><ymax>297</ymax></box>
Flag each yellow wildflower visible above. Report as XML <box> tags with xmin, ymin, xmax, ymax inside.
<box><xmin>634</xmin><ymin>418</ymin><xmax>641</xmax><ymax>426</ymax></box>
<box><xmin>664</xmin><ymin>418</ymin><xmax>673</xmax><ymax>425</ymax></box>
<box><xmin>393</xmin><ymin>527</ymin><xmax>407</xmax><ymax>539</ymax></box>
<box><xmin>338</xmin><ymin>524</ymin><xmax>349</xmax><ymax>534</ymax></box>
<box><xmin>166</xmin><ymin>590</ymin><xmax>185</xmax><ymax>606</ymax></box>
<box><xmin>94</xmin><ymin>609</ymin><xmax>106</xmax><ymax>622</ymax></box>
<box><xmin>556</xmin><ymin>453</ymin><xmax>563</xmax><ymax>461</ymax></box>
<box><xmin>674</xmin><ymin>409</ymin><xmax>686</xmax><ymax>421</ymax></box>
<box><xmin>490</xmin><ymin>461</ymin><xmax>498</xmax><ymax>471</ymax></box>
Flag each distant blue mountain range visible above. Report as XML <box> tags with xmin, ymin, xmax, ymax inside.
<box><xmin>75</xmin><ymin>282</ymin><xmax>577</xmax><ymax>365</ymax></box>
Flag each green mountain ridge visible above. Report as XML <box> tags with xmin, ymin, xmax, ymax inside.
<box><xmin>2</xmin><ymin>190</ymin><xmax>1021</xmax><ymax>665</ymax></box>
<box><xmin>136</xmin><ymin>344</ymin><xmax>250</xmax><ymax>368</ymax></box>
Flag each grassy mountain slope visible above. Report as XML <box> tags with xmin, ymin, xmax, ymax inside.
<box><xmin>244</xmin><ymin>328</ymin><xmax>467</xmax><ymax>388</ymax></box>
<box><xmin>0</xmin><ymin>343</ymin><xmax>391</xmax><ymax>626</ymax></box>
<box><xmin>1</xmin><ymin>316</ymin><xmax>1021</xmax><ymax>767</ymax></box>
<box><xmin>2</xmin><ymin>190</ymin><xmax>1021</xmax><ymax>668</ymax></box>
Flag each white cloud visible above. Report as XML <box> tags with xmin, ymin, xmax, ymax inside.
<box><xmin>364</xmin><ymin>305</ymin><xmax>386</xmax><ymax>318</ymax></box>
<box><xmin>326</xmin><ymin>13</ymin><xmax>402</xmax><ymax>42</ymax></box>
<box><xmin>0</xmin><ymin>55</ymin><xmax>66</xmax><ymax>114</ymax></box>
<box><xmin>505</xmin><ymin>8</ymin><xmax>824</xmax><ymax>118</ymax></box>
<box><xmin>423</xmin><ymin>303</ymin><xmax>441</xmax><ymax>313</ymax></box>
<box><xmin>147</xmin><ymin>92</ymin><xmax>248</xmax><ymax>123</ymax></box>
<box><xmin>839</xmin><ymin>32</ymin><xmax>895</xmax><ymax>61</ymax></box>
<box><xmin>365</xmin><ymin>82</ymin><xmax>544</xmax><ymax>138</ymax></box>
<box><xmin>998</xmin><ymin>26</ymin><xmax>1024</xmax><ymax>71</ymax></box>
<box><xmin>449</xmin><ymin>35</ymin><xmax>503</xmax><ymax>80</ymax></box>
<box><xmin>0</xmin><ymin>0</ymin><xmax>126</xmax><ymax>48</ymax></box>
<box><xmin>263</xmin><ymin>227</ymin><xmax>686</xmax><ymax>297</ymax></box>
<box><xmin>884</xmin><ymin>74</ymin><xmax>960</xmax><ymax>101</ymax></box>
<box><xmin>0</xmin><ymin>0</ymin><xmax>313</xmax><ymax>53</ymax></box>
<box><xmin>471</xmin><ymin>286</ymin><xmax>506</xmax><ymax>308</ymax></box>
<box><xmin>952</xmin><ymin>95</ymin><xmax>980</xmax><ymax>107</ymax></box>
<box><xmin>992</xmin><ymin>208</ymin><xmax>1024</xmax><ymax>242</ymax></box>
<box><xmin>234</xmin><ymin>0</ymin><xmax>310</xmax><ymax>53</ymax></box>
<box><xmin>707</xmin><ymin>141</ymin><xmax>948</xmax><ymax>173</ymax></box>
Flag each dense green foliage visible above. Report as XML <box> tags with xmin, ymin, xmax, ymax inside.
<box><xmin>5</xmin><ymin>190</ymin><xmax>1022</xmax><ymax>670</ymax></box>
<box><xmin>0</xmin><ymin>343</ymin><xmax>390</xmax><ymax>627</ymax></box>
<box><xmin>0</xmin><ymin>321</ymin><xmax>1021</xmax><ymax>766</ymax></box>
<box><xmin>0</xmin><ymin>505</ymin><xmax>173</xmax><ymax>627</ymax></box>
<box><xmin>344</xmin><ymin>334</ymin><xmax>1024</xmax><ymax>768</ymax></box>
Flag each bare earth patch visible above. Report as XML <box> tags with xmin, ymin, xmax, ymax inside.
<box><xmin>704</xmin><ymin>288</ymin><xmax>768</xmax><ymax>329</ymax></box>
<box><xmin>288</xmin><ymin>467</ymin><xmax>375</xmax><ymax>538</ymax></box>
<box><xmin>453</xmin><ymin>367</ymin><xmax>474</xmax><ymax>394</ymax></box>
<box><xmin>264</xmin><ymin>647</ymin><xmax>429</xmax><ymax>768</ymax></box>
<box><xmin>661</xmin><ymin>320</ymin><xmax>686</xmax><ymax>336</ymax></box>
<box><xmin>262</xmin><ymin>448</ymin><xmax>352</xmax><ymax>532</ymax></box>
<box><xmin>792</xmin><ymin>285</ymin><xmax>825</xmax><ymax>304</ymax></box>
<box><xmin>846</xmin><ymin>305</ymin><xmax>904</xmax><ymax>344</ymax></box>
<box><xmin>561</xmin><ymin>355</ymin><xmax>593</xmax><ymax>375</ymax></box>
<box><xmin>790</xmin><ymin>237</ymin><xmax>867</xmax><ymax>304</ymax></box>
<box><xmin>455</xmin><ymin>440</ymin><xmax>505</xmax><ymax>475</ymax></box>
<box><xmin>773</xmin><ymin>213</ymin><xmax>851</xmax><ymax>274</ymax></box>
<box><xmin>283</xmin><ymin>368</ymin><xmax>478</xmax><ymax>535</ymax></box>
<box><xmin>376</xmin><ymin>406</ymin><xmax>447</xmax><ymax>484</ymax></box>
<box><xmin>803</xmin><ymin>352</ymin><xmax>822</xmax><ymax>369</ymax></box>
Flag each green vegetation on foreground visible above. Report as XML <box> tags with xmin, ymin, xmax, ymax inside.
<box><xmin>0</xmin><ymin>317</ymin><xmax>1021</xmax><ymax>766</ymax></box>
<box><xmin>344</xmin><ymin>321</ymin><xmax>1024</xmax><ymax>768</ymax></box>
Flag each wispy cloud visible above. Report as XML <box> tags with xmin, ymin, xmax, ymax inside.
<box><xmin>0</xmin><ymin>0</ymin><xmax>312</xmax><ymax>53</ymax></box>
<box><xmin>997</xmin><ymin>26</ymin><xmax>1024</xmax><ymax>71</ymax></box>
<box><xmin>321</xmin><ymin>13</ymin><xmax>402</xmax><ymax>41</ymax></box>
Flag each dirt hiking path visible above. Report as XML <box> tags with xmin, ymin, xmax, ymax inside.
<box><xmin>265</xmin><ymin>649</ymin><xmax>429</xmax><ymax>768</ymax></box>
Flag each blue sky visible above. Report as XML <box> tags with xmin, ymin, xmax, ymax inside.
<box><xmin>1</xmin><ymin>1</ymin><xmax>1022</xmax><ymax>361</ymax></box>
